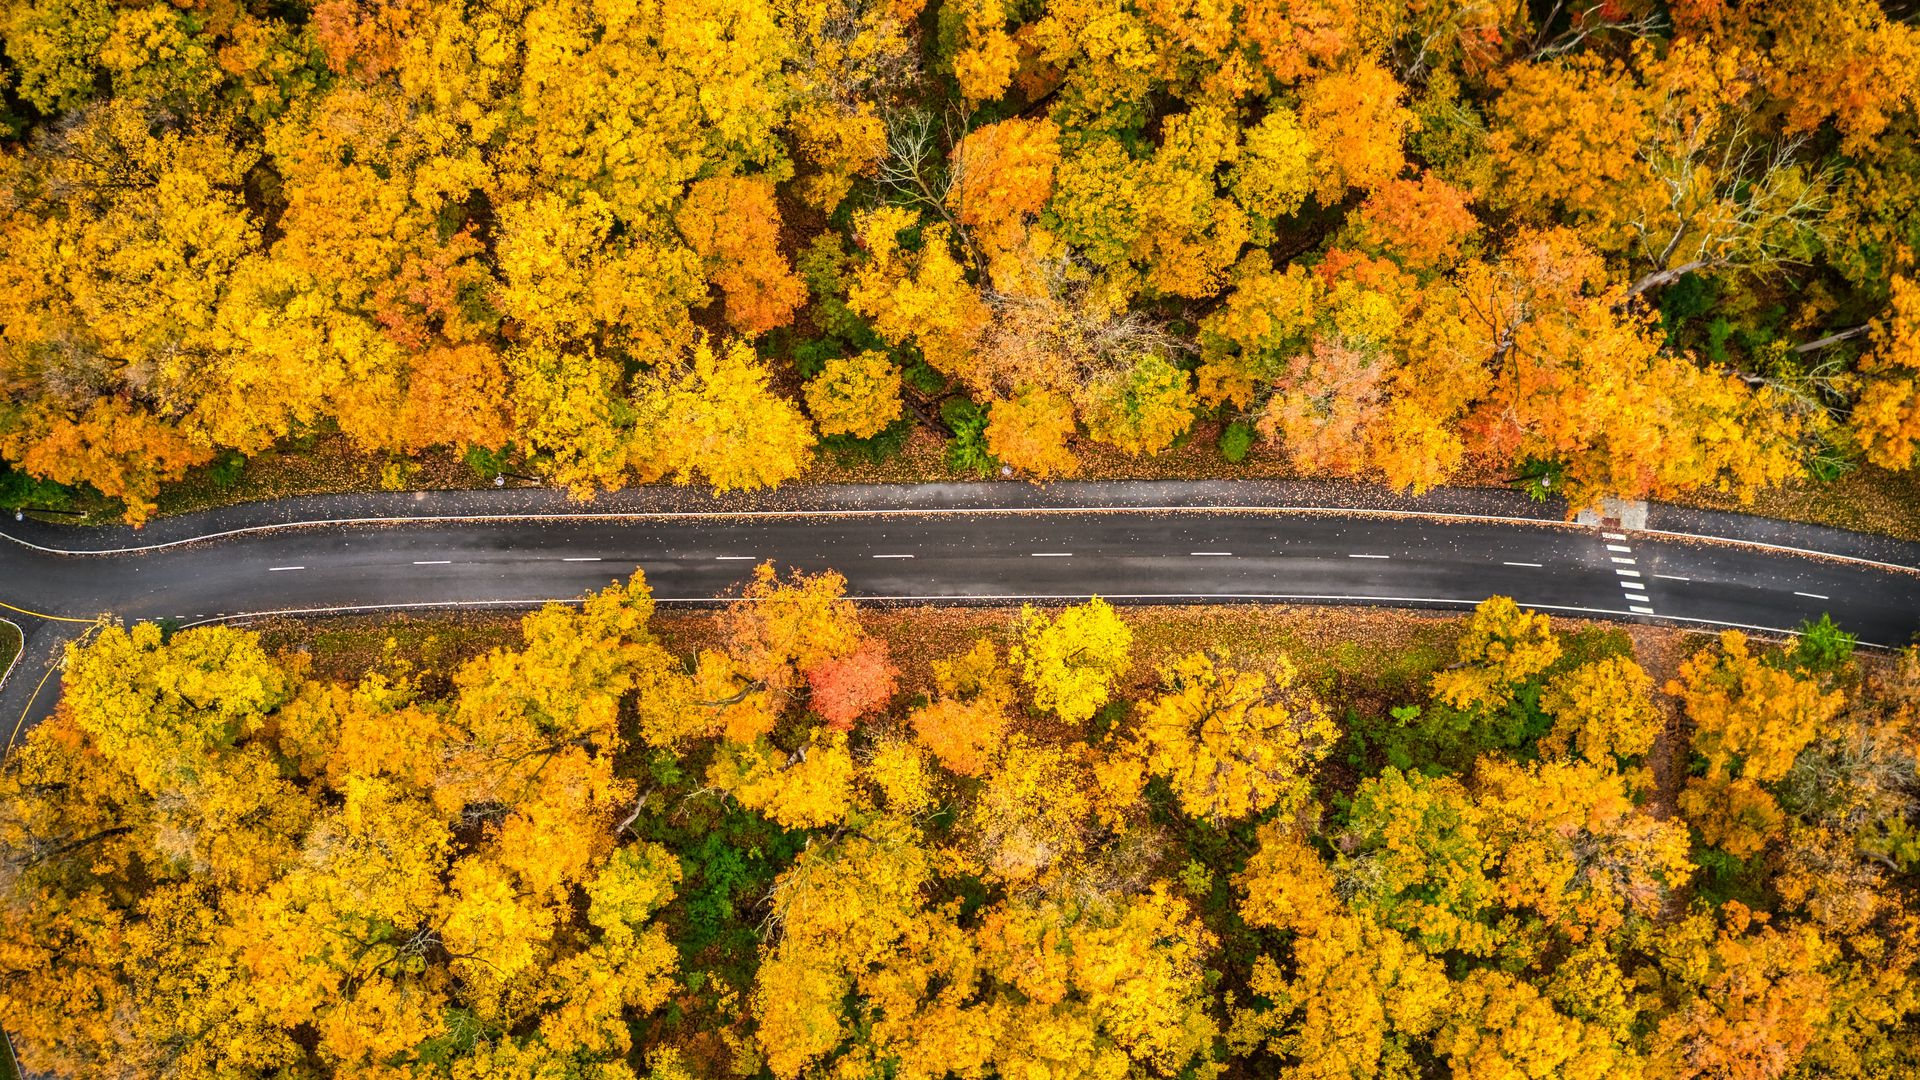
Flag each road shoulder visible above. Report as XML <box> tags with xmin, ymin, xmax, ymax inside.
<box><xmin>10</xmin><ymin>479</ymin><xmax>1920</xmax><ymax>574</ymax></box>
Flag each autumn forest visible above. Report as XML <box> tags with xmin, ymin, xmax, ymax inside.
<box><xmin>0</xmin><ymin>0</ymin><xmax>1918</xmax><ymax>520</ymax></box>
<box><xmin>3</xmin><ymin>569</ymin><xmax>1916</xmax><ymax>1079</ymax></box>
<box><xmin>7</xmin><ymin>1</ymin><xmax>1920</xmax><ymax>1079</ymax></box>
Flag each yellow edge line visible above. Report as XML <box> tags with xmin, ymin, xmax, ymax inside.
<box><xmin>0</xmin><ymin>599</ymin><xmax>96</xmax><ymax>624</ymax></box>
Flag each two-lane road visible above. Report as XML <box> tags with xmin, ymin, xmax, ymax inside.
<box><xmin>4</xmin><ymin>483</ymin><xmax>1918</xmax><ymax>746</ymax></box>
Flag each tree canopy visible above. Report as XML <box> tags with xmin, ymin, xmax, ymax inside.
<box><xmin>6</xmin><ymin>577</ymin><xmax>1920</xmax><ymax>1079</ymax></box>
<box><xmin>3</xmin><ymin>0</ymin><xmax>1919</xmax><ymax>518</ymax></box>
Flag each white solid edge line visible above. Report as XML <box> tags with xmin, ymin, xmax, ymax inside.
<box><xmin>1638</xmin><ymin>527</ymin><xmax>1920</xmax><ymax>575</ymax></box>
<box><xmin>174</xmin><ymin>593</ymin><xmax>1894</xmax><ymax>648</ymax></box>
<box><xmin>0</xmin><ymin>616</ymin><xmax>22</xmax><ymax>694</ymax></box>
<box><xmin>1503</xmin><ymin>561</ymin><xmax>1543</xmax><ymax>567</ymax></box>
<box><xmin>714</xmin><ymin>555</ymin><xmax>757</xmax><ymax>560</ymax></box>
<box><xmin>1794</xmin><ymin>591</ymin><xmax>1831</xmax><ymax>600</ymax></box>
<box><xmin>7</xmin><ymin>504</ymin><xmax>1917</xmax><ymax>576</ymax></box>
<box><xmin>1654</xmin><ymin>574</ymin><xmax>1692</xmax><ymax>581</ymax></box>
<box><xmin>0</xmin><ymin>506</ymin><xmax>1624</xmax><ymax>556</ymax></box>
<box><xmin>267</xmin><ymin>566</ymin><xmax>304</xmax><ymax>572</ymax></box>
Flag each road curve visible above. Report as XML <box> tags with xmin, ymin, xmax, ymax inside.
<box><xmin>4</xmin><ymin>480</ymin><xmax>1919</xmax><ymax>747</ymax></box>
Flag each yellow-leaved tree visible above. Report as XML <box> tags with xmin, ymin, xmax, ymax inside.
<box><xmin>986</xmin><ymin>387</ymin><xmax>1082</xmax><ymax>477</ymax></box>
<box><xmin>1127</xmin><ymin>649</ymin><xmax>1336</xmax><ymax>823</ymax></box>
<box><xmin>846</xmin><ymin>206</ymin><xmax>989</xmax><ymax>375</ymax></box>
<box><xmin>1671</xmin><ymin>631</ymin><xmax>1846</xmax><ymax>856</ymax></box>
<box><xmin>630</xmin><ymin>337</ymin><xmax>817</xmax><ymax>492</ymax></box>
<box><xmin>1009</xmin><ymin>597</ymin><xmax>1134</xmax><ymax>722</ymax></box>
<box><xmin>910</xmin><ymin>638</ymin><xmax>1016</xmax><ymax>776</ymax></box>
<box><xmin>1076</xmin><ymin>354</ymin><xmax>1197</xmax><ymax>457</ymax></box>
<box><xmin>1231</xmin><ymin>823</ymin><xmax>1453</xmax><ymax>1080</ymax></box>
<box><xmin>1852</xmin><ymin>274</ymin><xmax>1920</xmax><ymax>470</ymax></box>
<box><xmin>1430</xmin><ymin>596</ymin><xmax>1563</xmax><ymax>711</ymax></box>
<box><xmin>803</xmin><ymin>351</ymin><xmax>904</xmax><ymax>438</ymax></box>
<box><xmin>1540</xmin><ymin>654</ymin><xmax>1665</xmax><ymax>764</ymax></box>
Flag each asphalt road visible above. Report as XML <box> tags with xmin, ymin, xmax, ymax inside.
<box><xmin>4</xmin><ymin>488</ymin><xmax>1919</xmax><ymax>747</ymax></box>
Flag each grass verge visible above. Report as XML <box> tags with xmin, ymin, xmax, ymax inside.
<box><xmin>0</xmin><ymin>1031</ymin><xmax>20</xmax><ymax>1080</ymax></box>
<box><xmin>0</xmin><ymin>618</ymin><xmax>21</xmax><ymax>690</ymax></box>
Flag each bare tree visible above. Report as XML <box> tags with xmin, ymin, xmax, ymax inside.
<box><xmin>1520</xmin><ymin>1</ymin><xmax>1664</xmax><ymax>62</ymax></box>
<box><xmin>972</xmin><ymin>254</ymin><xmax>1187</xmax><ymax>399</ymax></box>
<box><xmin>1736</xmin><ymin>345</ymin><xmax>1857</xmax><ymax>417</ymax></box>
<box><xmin>1624</xmin><ymin>123</ymin><xmax>1828</xmax><ymax>298</ymax></box>
<box><xmin>873</xmin><ymin>107</ymin><xmax>972</xmax><ymax>243</ymax></box>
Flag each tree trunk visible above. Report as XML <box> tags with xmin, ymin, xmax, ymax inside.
<box><xmin>1793</xmin><ymin>323</ymin><xmax>1872</xmax><ymax>353</ymax></box>
<box><xmin>1626</xmin><ymin>260</ymin><xmax>1711</xmax><ymax>298</ymax></box>
<box><xmin>615</xmin><ymin>786</ymin><xmax>656</xmax><ymax>834</ymax></box>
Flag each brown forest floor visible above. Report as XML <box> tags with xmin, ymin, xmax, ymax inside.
<box><xmin>1680</xmin><ymin>462</ymin><xmax>1920</xmax><ymax>542</ymax></box>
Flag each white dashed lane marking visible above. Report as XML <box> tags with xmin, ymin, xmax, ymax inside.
<box><xmin>561</xmin><ymin>557</ymin><xmax>602</xmax><ymax>562</ymax></box>
<box><xmin>714</xmin><ymin>555</ymin><xmax>756</xmax><ymax>561</ymax></box>
<box><xmin>1795</xmin><ymin>591</ymin><xmax>1830</xmax><ymax>600</ymax></box>
<box><xmin>1654</xmin><ymin>574</ymin><xmax>1691</xmax><ymax>582</ymax></box>
<box><xmin>872</xmin><ymin>554</ymin><xmax>915</xmax><ymax>559</ymax></box>
<box><xmin>413</xmin><ymin>560</ymin><xmax>451</xmax><ymax>565</ymax></box>
<box><xmin>268</xmin><ymin>566</ymin><xmax>304</xmax><ymax>572</ymax></box>
<box><xmin>1504</xmin><ymin>561</ymin><xmax>1543</xmax><ymax>568</ymax></box>
<box><xmin>1189</xmin><ymin>552</ymin><xmax>1233</xmax><ymax>557</ymax></box>
<box><xmin>1348</xmin><ymin>554</ymin><xmax>1390</xmax><ymax>559</ymax></box>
